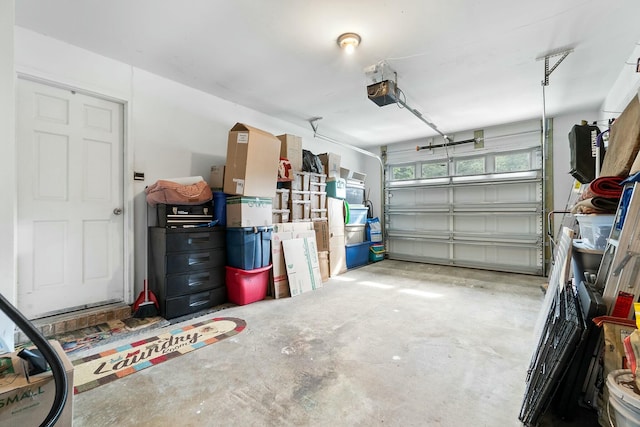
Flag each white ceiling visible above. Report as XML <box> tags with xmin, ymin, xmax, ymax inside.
<box><xmin>15</xmin><ymin>0</ymin><xmax>640</xmax><ymax>148</ymax></box>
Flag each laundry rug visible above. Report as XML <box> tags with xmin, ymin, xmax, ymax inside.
<box><xmin>59</xmin><ymin>316</ymin><xmax>168</xmax><ymax>355</ymax></box>
<box><xmin>16</xmin><ymin>316</ymin><xmax>169</xmax><ymax>357</ymax></box>
<box><xmin>72</xmin><ymin>316</ymin><xmax>246</xmax><ymax>394</ymax></box>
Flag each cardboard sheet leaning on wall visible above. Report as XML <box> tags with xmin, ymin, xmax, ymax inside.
<box><xmin>601</xmin><ymin>94</ymin><xmax>640</xmax><ymax>177</ymax></box>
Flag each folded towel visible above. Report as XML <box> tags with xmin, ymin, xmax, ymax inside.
<box><xmin>583</xmin><ymin>176</ymin><xmax>624</xmax><ymax>199</ymax></box>
<box><xmin>571</xmin><ymin>197</ymin><xmax>620</xmax><ymax>214</ymax></box>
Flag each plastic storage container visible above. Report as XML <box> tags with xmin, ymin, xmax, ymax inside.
<box><xmin>225</xmin><ymin>264</ymin><xmax>271</xmax><ymax>305</ymax></box>
<box><xmin>213</xmin><ymin>192</ymin><xmax>227</xmax><ymax>227</ymax></box>
<box><xmin>346</xmin><ymin>204</ymin><xmax>369</xmax><ymax>225</ymax></box>
<box><xmin>272</xmin><ymin>209</ymin><xmax>290</xmax><ymax>224</ymax></box>
<box><xmin>226</xmin><ymin>226</ymin><xmax>272</xmax><ymax>270</ymax></box>
<box><xmin>326</xmin><ymin>178</ymin><xmax>346</xmax><ymax>199</ymax></box>
<box><xmin>345</xmin><ymin>224</ymin><xmax>365</xmax><ymax>244</ymax></box>
<box><xmin>346</xmin><ymin>241</ymin><xmax>371</xmax><ymax>269</ymax></box>
<box><xmin>345</xmin><ymin>185</ymin><xmax>365</xmax><ymax>206</ymax></box>
<box><xmin>571</xmin><ymin>239</ymin><xmax>604</xmax><ymax>275</ymax></box>
<box><xmin>575</xmin><ymin>214</ymin><xmax>615</xmax><ymax>250</ymax></box>
<box><xmin>606</xmin><ymin>369</ymin><xmax>640</xmax><ymax>427</ymax></box>
<box><xmin>369</xmin><ymin>244</ymin><xmax>385</xmax><ymax>262</ymax></box>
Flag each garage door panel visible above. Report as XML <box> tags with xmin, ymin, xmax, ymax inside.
<box><xmin>385</xmin><ymin>125</ymin><xmax>543</xmax><ymax>275</ymax></box>
<box><xmin>495</xmin><ymin>183</ymin><xmax>540</xmax><ymax>203</ymax></box>
<box><xmin>388</xmin><ymin>213</ymin><xmax>449</xmax><ymax>232</ymax></box>
<box><xmin>389</xmin><ymin>238</ymin><xmax>449</xmax><ymax>259</ymax></box>
<box><xmin>453</xmin><ymin>244</ymin><xmax>539</xmax><ymax>269</ymax></box>
<box><xmin>453</xmin><ymin>214</ymin><xmax>538</xmax><ymax>235</ymax></box>
<box><xmin>389</xmin><ymin>187</ymin><xmax>450</xmax><ymax>206</ymax></box>
<box><xmin>453</xmin><ymin>182</ymin><xmax>539</xmax><ymax>204</ymax></box>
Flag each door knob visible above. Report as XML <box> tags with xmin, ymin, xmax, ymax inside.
<box><xmin>113</xmin><ymin>208</ymin><xmax>123</xmax><ymax>215</ymax></box>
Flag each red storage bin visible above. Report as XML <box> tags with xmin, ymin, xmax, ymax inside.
<box><xmin>225</xmin><ymin>264</ymin><xmax>271</xmax><ymax>305</ymax></box>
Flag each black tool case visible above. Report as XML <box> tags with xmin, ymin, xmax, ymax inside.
<box><xmin>156</xmin><ymin>202</ymin><xmax>213</xmax><ymax>228</ymax></box>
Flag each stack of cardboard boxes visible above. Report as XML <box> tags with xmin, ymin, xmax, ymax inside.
<box><xmin>211</xmin><ymin>123</ymin><xmax>354</xmax><ymax>304</ymax></box>
<box><xmin>223</xmin><ymin>123</ymin><xmax>280</xmax><ymax>228</ymax></box>
<box><xmin>218</xmin><ymin>125</ymin><xmax>331</xmax><ymax>303</ymax></box>
<box><xmin>269</xmin><ymin>134</ymin><xmax>328</xmax><ymax>298</ymax></box>
<box><xmin>222</xmin><ymin>123</ymin><xmax>280</xmax><ymax>305</ymax></box>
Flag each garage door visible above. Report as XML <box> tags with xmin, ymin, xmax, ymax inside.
<box><xmin>384</xmin><ymin>121</ymin><xmax>543</xmax><ymax>275</ymax></box>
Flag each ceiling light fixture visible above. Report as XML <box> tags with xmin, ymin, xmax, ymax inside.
<box><xmin>337</xmin><ymin>33</ymin><xmax>361</xmax><ymax>54</ymax></box>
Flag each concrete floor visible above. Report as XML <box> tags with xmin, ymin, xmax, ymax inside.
<box><xmin>69</xmin><ymin>260</ymin><xmax>599</xmax><ymax>426</ymax></box>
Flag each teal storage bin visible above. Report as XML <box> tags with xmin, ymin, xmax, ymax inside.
<box><xmin>369</xmin><ymin>244</ymin><xmax>385</xmax><ymax>262</ymax></box>
<box><xmin>226</xmin><ymin>227</ymin><xmax>272</xmax><ymax>270</ymax></box>
<box><xmin>326</xmin><ymin>178</ymin><xmax>346</xmax><ymax>199</ymax></box>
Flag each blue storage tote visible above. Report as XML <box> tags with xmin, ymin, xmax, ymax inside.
<box><xmin>346</xmin><ymin>241</ymin><xmax>371</xmax><ymax>269</ymax></box>
<box><xmin>226</xmin><ymin>226</ymin><xmax>272</xmax><ymax>270</ymax></box>
<box><xmin>213</xmin><ymin>191</ymin><xmax>228</xmax><ymax>227</ymax></box>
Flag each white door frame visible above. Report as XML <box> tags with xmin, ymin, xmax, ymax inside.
<box><xmin>16</xmin><ymin>72</ymin><xmax>135</xmax><ymax>307</ymax></box>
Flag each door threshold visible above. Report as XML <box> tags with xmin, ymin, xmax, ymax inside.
<box><xmin>15</xmin><ymin>302</ymin><xmax>132</xmax><ymax>345</ymax></box>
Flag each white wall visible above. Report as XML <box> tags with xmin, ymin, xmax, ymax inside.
<box><xmin>553</xmin><ymin>47</ymin><xmax>640</xmax><ymax>212</ymax></box>
<box><xmin>601</xmin><ymin>43</ymin><xmax>640</xmax><ymax>118</ymax></box>
<box><xmin>361</xmin><ymin>153</ymin><xmax>383</xmax><ymax>220</ymax></box>
<box><xmin>0</xmin><ymin>0</ymin><xmax>16</xmax><ymax>351</ymax></box>
<box><xmin>13</xmin><ymin>27</ymin><xmax>368</xmax><ymax>300</ymax></box>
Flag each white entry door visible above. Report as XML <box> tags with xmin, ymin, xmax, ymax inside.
<box><xmin>17</xmin><ymin>78</ymin><xmax>125</xmax><ymax>319</ymax></box>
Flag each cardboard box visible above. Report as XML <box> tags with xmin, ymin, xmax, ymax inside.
<box><xmin>270</xmin><ymin>222</ymin><xmax>315</xmax><ymax>298</ymax></box>
<box><xmin>282</xmin><ymin>237</ymin><xmax>323</xmax><ymax>296</ymax></box>
<box><xmin>329</xmin><ymin>235</ymin><xmax>347</xmax><ymax>277</ymax></box>
<box><xmin>224</xmin><ymin>123</ymin><xmax>281</xmax><ymax>197</ymax></box>
<box><xmin>314</xmin><ymin>220</ymin><xmax>330</xmax><ymax>252</ymax></box>
<box><xmin>271</xmin><ymin>231</ymin><xmax>292</xmax><ymax>299</ymax></box>
<box><xmin>277</xmin><ymin>134</ymin><xmax>303</xmax><ymax>172</ymax></box>
<box><xmin>0</xmin><ymin>340</ymin><xmax>74</xmax><ymax>426</ymax></box>
<box><xmin>272</xmin><ymin>221</ymin><xmax>314</xmax><ymax>234</ymax></box>
<box><xmin>318</xmin><ymin>251</ymin><xmax>329</xmax><ymax>282</ymax></box>
<box><xmin>226</xmin><ymin>196</ymin><xmax>273</xmax><ymax>227</ymax></box>
<box><xmin>319</xmin><ymin>153</ymin><xmax>341</xmax><ymax>178</ymax></box>
<box><xmin>209</xmin><ymin>165</ymin><xmax>225</xmax><ymax>190</ymax></box>
<box><xmin>327</xmin><ymin>197</ymin><xmax>345</xmax><ymax>237</ymax></box>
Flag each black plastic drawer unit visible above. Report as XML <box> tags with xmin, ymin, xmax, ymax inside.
<box><xmin>148</xmin><ymin>227</ymin><xmax>226</xmax><ymax>319</ymax></box>
<box><xmin>164</xmin><ymin>268</ymin><xmax>226</xmax><ymax>298</ymax></box>
<box><xmin>164</xmin><ymin>288</ymin><xmax>227</xmax><ymax>319</ymax></box>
